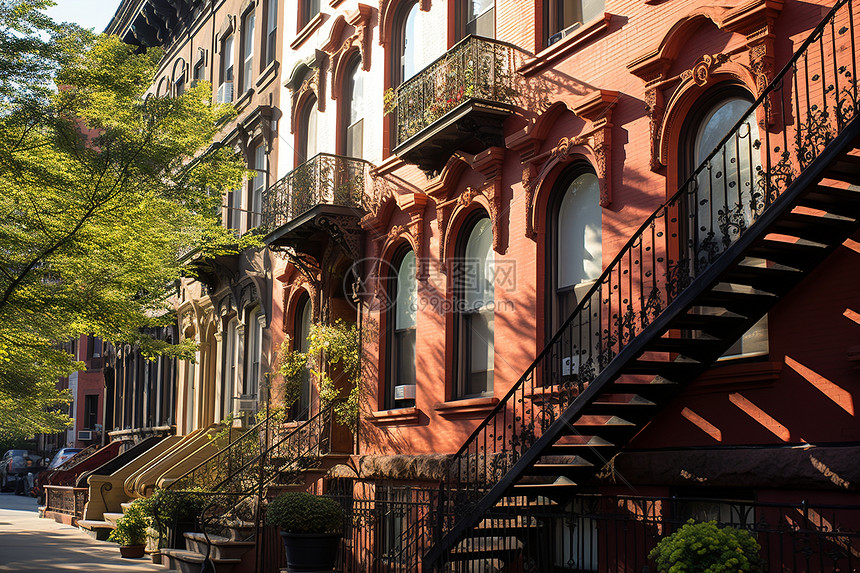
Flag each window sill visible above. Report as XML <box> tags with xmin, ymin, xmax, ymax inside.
<box><xmin>688</xmin><ymin>360</ymin><xmax>782</xmax><ymax>395</ymax></box>
<box><xmin>291</xmin><ymin>13</ymin><xmax>326</xmax><ymax>50</ymax></box>
<box><xmin>234</xmin><ymin>88</ymin><xmax>254</xmax><ymax>112</ymax></box>
<box><xmin>256</xmin><ymin>60</ymin><xmax>279</xmax><ymax>91</ymax></box>
<box><xmin>434</xmin><ymin>396</ymin><xmax>499</xmax><ymax>418</ymax></box>
<box><xmin>519</xmin><ymin>13</ymin><xmax>612</xmax><ymax>77</ymax></box>
<box><xmin>367</xmin><ymin>407</ymin><xmax>422</xmax><ymax>426</ymax></box>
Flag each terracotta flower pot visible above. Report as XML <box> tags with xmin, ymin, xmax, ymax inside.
<box><xmin>280</xmin><ymin>531</ymin><xmax>341</xmax><ymax>572</ymax></box>
<box><xmin>119</xmin><ymin>544</ymin><xmax>146</xmax><ymax>559</ymax></box>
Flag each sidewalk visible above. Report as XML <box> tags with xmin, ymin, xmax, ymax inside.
<box><xmin>0</xmin><ymin>492</ymin><xmax>165</xmax><ymax>572</ymax></box>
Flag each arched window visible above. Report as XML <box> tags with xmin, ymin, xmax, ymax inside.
<box><xmin>386</xmin><ymin>247</ymin><xmax>417</xmax><ymax>409</ymax></box>
<box><xmin>343</xmin><ymin>55</ymin><xmax>365</xmax><ymax>159</ymax></box>
<box><xmin>250</xmin><ymin>143</ymin><xmax>266</xmax><ymax>229</ymax></box>
<box><xmin>685</xmin><ymin>90</ymin><xmax>767</xmax><ymax>359</ymax></box>
<box><xmin>292</xmin><ymin>293</ymin><xmax>313</xmax><ymax>420</ymax></box>
<box><xmin>396</xmin><ymin>2</ymin><xmax>420</xmax><ymax>85</ymax></box>
<box><xmin>172</xmin><ymin>61</ymin><xmax>186</xmax><ymax>96</ymax></box>
<box><xmin>245</xmin><ymin>308</ymin><xmax>263</xmax><ymax>406</ymax></box>
<box><xmin>155</xmin><ymin>77</ymin><xmax>169</xmax><ymax>98</ymax></box>
<box><xmin>454</xmin><ymin>214</ymin><xmax>494</xmax><ymax>398</ymax></box>
<box><xmin>548</xmin><ymin>168</ymin><xmax>602</xmax><ymax>336</ymax></box>
<box><xmin>222</xmin><ymin>318</ymin><xmax>239</xmax><ymax>419</ymax></box>
<box><xmin>298</xmin><ymin>96</ymin><xmax>318</xmax><ymax>164</ymax></box>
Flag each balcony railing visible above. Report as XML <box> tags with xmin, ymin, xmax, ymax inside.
<box><xmin>393</xmin><ymin>36</ymin><xmax>527</xmax><ymax>149</ymax></box>
<box><xmin>261</xmin><ymin>153</ymin><xmax>372</xmax><ymax>232</ymax></box>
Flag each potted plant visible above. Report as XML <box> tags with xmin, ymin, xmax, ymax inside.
<box><xmin>147</xmin><ymin>487</ymin><xmax>207</xmax><ymax>550</ymax></box>
<box><xmin>649</xmin><ymin>519</ymin><xmax>764</xmax><ymax>573</ymax></box>
<box><xmin>108</xmin><ymin>498</ymin><xmax>149</xmax><ymax>558</ymax></box>
<box><xmin>267</xmin><ymin>491</ymin><xmax>344</xmax><ymax>572</ymax></box>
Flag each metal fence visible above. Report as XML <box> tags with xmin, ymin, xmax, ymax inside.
<box><xmin>392</xmin><ymin>35</ymin><xmax>527</xmax><ymax>147</ymax></box>
<box><xmin>261</xmin><ymin>153</ymin><xmax>372</xmax><ymax>232</ymax></box>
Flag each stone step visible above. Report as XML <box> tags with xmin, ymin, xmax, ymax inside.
<box><xmin>77</xmin><ymin>519</ymin><xmax>113</xmax><ymax>541</ymax></box>
<box><xmin>103</xmin><ymin>512</ymin><xmax>125</xmax><ymax>527</ymax></box>
<box><xmin>161</xmin><ymin>549</ymin><xmax>241</xmax><ymax>573</ymax></box>
<box><xmin>184</xmin><ymin>532</ymin><xmax>255</xmax><ymax>560</ymax></box>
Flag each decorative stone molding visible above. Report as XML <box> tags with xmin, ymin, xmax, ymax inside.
<box><xmin>325</xmin><ymin>5</ymin><xmax>373</xmax><ymax>101</ymax></box>
<box><xmin>644</xmin><ymin>87</ymin><xmax>665</xmax><ymax>172</ymax></box>
<box><xmin>681</xmin><ymin>53</ymin><xmax>732</xmax><ymax>86</ymax></box>
<box><xmin>431</xmin><ymin>147</ymin><xmax>508</xmax><ymax>267</ymax></box>
<box><xmin>286</xmin><ymin>51</ymin><xmax>327</xmax><ymax>133</ymax></box>
<box><xmin>515</xmin><ymin>90</ymin><xmax>617</xmax><ymax>239</ymax></box>
<box><xmin>627</xmin><ymin>0</ymin><xmax>783</xmax><ymax>170</ymax></box>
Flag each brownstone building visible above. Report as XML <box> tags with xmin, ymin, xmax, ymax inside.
<box><xmin>102</xmin><ymin>0</ymin><xmax>860</xmax><ymax>570</ymax></box>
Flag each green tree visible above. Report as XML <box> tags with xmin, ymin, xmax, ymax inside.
<box><xmin>0</xmin><ymin>1</ymin><xmax>249</xmax><ymax>441</ymax></box>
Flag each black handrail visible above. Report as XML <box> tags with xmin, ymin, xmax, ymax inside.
<box><xmin>428</xmin><ymin>0</ymin><xmax>860</xmax><ymax>568</ymax></box>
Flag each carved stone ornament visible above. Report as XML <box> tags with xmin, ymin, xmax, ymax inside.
<box><xmin>325</xmin><ymin>5</ymin><xmax>373</xmax><ymax>101</ymax></box>
<box><xmin>644</xmin><ymin>87</ymin><xmax>665</xmax><ymax>172</ymax></box>
<box><xmin>680</xmin><ymin>53</ymin><xmax>732</xmax><ymax>86</ymax></box>
<box><xmin>286</xmin><ymin>51</ymin><xmax>327</xmax><ymax>133</ymax></box>
<box><xmin>626</xmin><ymin>0</ymin><xmax>783</xmax><ymax>170</ymax></box>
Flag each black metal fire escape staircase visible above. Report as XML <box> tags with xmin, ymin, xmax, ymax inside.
<box><xmin>425</xmin><ymin>0</ymin><xmax>860</xmax><ymax>569</ymax></box>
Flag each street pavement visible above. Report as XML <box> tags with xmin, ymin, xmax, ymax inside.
<box><xmin>0</xmin><ymin>492</ymin><xmax>166</xmax><ymax>572</ymax></box>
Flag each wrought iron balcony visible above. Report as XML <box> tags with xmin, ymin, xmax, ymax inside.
<box><xmin>392</xmin><ymin>36</ymin><xmax>526</xmax><ymax>173</ymax></box>
<box><xmin>261</xmin><ymin>153</ymin><xmax>372</xmax><ymax>258</ymax></box>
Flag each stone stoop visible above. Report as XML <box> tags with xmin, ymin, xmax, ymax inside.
<box><xmin>265</xmin><ymin>453</ymin><xmax>352</xmax><ymax>499</ymax></box>
<box><xmin>76</xmin><ymin>519</ymin><xmax>114</xmax><ymax>541</ymax></box>
<box><xmin>159</xmin><ymin>531</ymin><xmax>253</xmax><ymax>573</ymax></box>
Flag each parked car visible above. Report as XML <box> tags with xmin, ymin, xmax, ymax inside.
<box><xmin>0</xmin><ymin>450</ymin><xmax>43</xmax><ymax>492</ymax></box>
<box><xmin>47</xmin><ymin>448</ymin><xmax>82</xmax><ymax>470</ymax></box>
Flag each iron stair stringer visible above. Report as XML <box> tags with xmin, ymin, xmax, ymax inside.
<box><xmin>424</xmin><ymin>5</ymin><xmax>860</xmax><ymax>568</ymax></box>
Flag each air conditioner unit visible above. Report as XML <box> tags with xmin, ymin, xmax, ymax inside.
<box><xmin>237</xmin><ymin>395</ymin><xmax>257</xmax><ymax>412</ymax></box>
<box><xmin>216</xmin><ymin>81</ymin><xmax>234</xmax><ymax>104</ymax></box>
<box><xmin>561</xmin><ymin>355</ymin><xmax>582</xmax><ymax>378</ymax></box>
<box><xmin>394</xmin><ymin>385</ymin><xmax>416</xmax><ymax>401</ymax></box>
<box><xmin>548</xmin><ymin>21</ymin><xmax>583</xmax><ymax>45</ymax></box>
<box><xmin>78</xmin><ymin>430</ymin><xmax>93</xmax><ymax>441</ymax></box>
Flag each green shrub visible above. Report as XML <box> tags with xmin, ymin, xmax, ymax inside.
<box><xmin>108</xmin><ymin>498</ymin><xmax>149</xmax><ymax>546</ymax></box>
<box><xmin>147</xmin><ymin>487</ymin><xmax>207</xmax><ymax>527</ymax></box>
<box><xmin>266</xmin><ymin>492</ymin><xmax>343</xmax><ymax>534</ymax></box>
<box><xmin>650</xmin><ymin>519</ymin><xmax>765</xmax><ymax>573</ymax></box>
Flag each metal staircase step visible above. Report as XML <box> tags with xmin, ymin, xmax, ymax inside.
<box><xmin>824</xmin><ymin>154</ymin><xmax>860</xmax><ymax>185</ymax></box>
<box><xmin>644</xmin><ymin>336</ymin><xmax>724</xmax><ymax>362</ymax></box>
<box><xmin>545</xmin><ymin>438</ymin><xmax>615</xmax><ymax>456</ymax></box>
<box><xmin>770</xmin><ymin>212</ymin><xmax>857</xmax><ymax>245</ymax></box>
<box><xmin>624</xmin><ymin>360</ymin><xmax>702</xmax><ymax>381</ymax></box>
<box><xmin>450</xmin><ymin>535</ymin><xmax>523</xmax><ymax>562</ymax></box>
<box><xmin>510</xmin><ymin>482</ymin><xmax>579</xmax><ymax>500</ymax></box>
<box><xmin>561</xmin><ymin>415</ymin><xmax>639</xmax><ymax>443</ymax></box>
<box><xmin>606</xmin><ymin>380</ymin><xmax>678</xmax><ymax>403</ymax></box>
<box><xmin>747</xmin><ymin>238</ymin><xmax>829</xmax><ymax>270</ymax></box>
<box><xmin>694</xmin><ymin>290</ymin><xmax>777</xmax><ymax>316</ymax></box>
<box><xmin>799</xmin><ymin>184</ymin><xmax>860</xmax><ymax>217</ymax></box>
<box><xmin>668</xmin><ymin>312</ymin><xmax>747</xmax><ymax>337</ymax></box>
<box><xmin>721</xmin><ymin>265</ymin><xmax>805</xmax><ymax>295</ymax></box>
<box><xmin>474</xmin><ymin>515</ymin><xmax>538</xmax><ymax>535</ymax></box>
<box><xmin>582</xmin><ymin>394</ymin><xmax>657</xmax><ymax>416</ymax></box>
<box><xmin>528</xmin><ymin>460</ymin><xmax>595</xmax><ymax>479</ymax></box>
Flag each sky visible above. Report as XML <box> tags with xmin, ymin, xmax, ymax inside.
<box><xmin>44</xmin><ymin>0</ymin><xmax>117</xmax><ymax>33</ymax></box>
